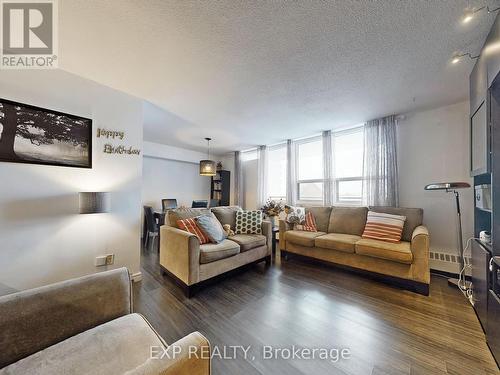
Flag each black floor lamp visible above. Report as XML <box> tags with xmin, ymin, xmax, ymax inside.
<box><xmin>424</xmin><ymin>182</ymin><xmax>471</xmax><ymax>290</ymax></box>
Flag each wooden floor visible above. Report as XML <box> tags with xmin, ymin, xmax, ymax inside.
<box><xmin>135</xmin><ymin>248</ymin><xmax>499</xmax><ymax>375</ymax></box>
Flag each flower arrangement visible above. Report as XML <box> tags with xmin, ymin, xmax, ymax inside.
<box><xmin>260</xmin><ymin>199</ymin><xmax>285</xmax><ymax>217</ymax></box>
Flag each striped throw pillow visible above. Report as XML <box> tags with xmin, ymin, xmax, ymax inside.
<box><xmin>362</xmin><ymin>211</ymin><xmax>406</xmax><ymax>243</ymax></box>
<box><xmin>294</xmin><ymin>212</ymin><xmax>317</xmax><ymax>232</ymax></box>
<box><xmin>177</xmin><ymin>218</ymin><xmax>210</xmax><ymax>244</ymax></box>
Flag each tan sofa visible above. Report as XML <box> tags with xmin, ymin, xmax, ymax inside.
<box><xmin>279</xmin><ymin>206</ymin><xmax>430</xmax><ymax>295</ymax></box>
<box><xmin>160</xmin><ymin>207</ymin><xmax>272</xmax><ymax>296</ymax></box>
<box><xmin>0</xmin><ymin>268</ymin><xmax>211</xmax><ymax>375</ymax></box>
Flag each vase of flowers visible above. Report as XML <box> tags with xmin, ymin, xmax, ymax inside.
<box><xmin>260</xmin><ymin>199</ymin><xmax>285</xmax><ymax>229</ymax></box>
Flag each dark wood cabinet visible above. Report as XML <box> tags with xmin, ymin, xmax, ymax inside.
<box><xmin>211</xmin><ymin>170</ymin><xmax>230</xmax><ymax>206</ymax></box>
<box><xmin>472</xmin><ymin>240</ymin><xmax>491</xmax><ymax>331</ymax></box>
<box><xmin>488</xmin><ymin>290</ymin><xmax>500</xmax><ymax>365</ymax></box>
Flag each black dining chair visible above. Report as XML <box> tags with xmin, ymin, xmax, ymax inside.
<box><xmin>192</xmin><ymin>200</ymin><xmax>208</xmax><ymax>208</ymax></box>
<box><xmin>209</xmin><ymin>199</ymin><xmax>220</xmax><ymax>208</ymax></box>
<box><xmin>162</xmin><ymin>198</ymin><xmax>178</xmax><ymax>211</ymax></box>
<box><xmin>143</xmin><ymin>206</ymin><xmax>159</xmax><ymax>250</ymax></box>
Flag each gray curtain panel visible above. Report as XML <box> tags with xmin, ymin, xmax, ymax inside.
<box><xmin>322</xmin><ymin>130</ymin><xmax>333</xmax><ymax>206</ymax></box>
<box><xmin>363</xmin><ymin>115</ymin><xmax>399</xmax><ymax>206</ymax></box>
<box><xmin>286</xmin><ymin>139</ymin><xmax>297</xmax><ymax>206</ymax></box>
<box><xmin>234</xmin><ymin>151</ymin><xmax>243</xmax><ymax>207</ymax></box>
<box><xmin>257</xmin><ymin>145</ymin><xmax>268</xmax><ymax>208</ymax></box>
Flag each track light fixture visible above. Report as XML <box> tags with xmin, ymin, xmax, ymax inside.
<box><xmin>461</xmin><ymin>4</ymin><xmax>500</xmax><ymax>24</ymax></box>
<box><xmin>451</xmin><ymin>52</ymin><xmax>479</xmax><ymax>64</ymax></box>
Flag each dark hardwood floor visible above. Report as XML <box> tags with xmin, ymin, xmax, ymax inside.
<box><xmin>134</xmin><ymin>248</ymin><xmax>499</xmax><ymax>375</ymax></box>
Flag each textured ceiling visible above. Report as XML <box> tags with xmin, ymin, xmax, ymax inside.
<box><xmin>58</xmin><ymin>0</ymin><xmax>498</xmax><ymax>153</ymax></box>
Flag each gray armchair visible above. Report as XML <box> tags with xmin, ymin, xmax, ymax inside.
<box><xmin>0</xmin><ymin>268</ymin><xmax>211</xmax><ymax>375</ymax></box>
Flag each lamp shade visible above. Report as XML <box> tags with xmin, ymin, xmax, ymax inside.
<box><xmin>199</xmin><ymin>160</ymin><xmax>216</xmax><ymax>176</ymax></box>
<box><xmin>79</xmin><ymin>192</ymin><xmax>110</xmax><ymax>214</ymax></box>
<box><xmin>424</xmin><ymin>182</ymin><xmax>471</xmax><ymax>190</ymax></box>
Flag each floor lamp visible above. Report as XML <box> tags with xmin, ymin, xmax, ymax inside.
<box><xmin>424</xmin><ymin>182</ymin><xmax>471</xmax><ymax>290</ymax></box>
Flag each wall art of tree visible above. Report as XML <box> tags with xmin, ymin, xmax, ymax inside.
<box><xmin>0</xmin><ymin>101</ymin><xmax>90</xmax><ymax>161</ymax></box>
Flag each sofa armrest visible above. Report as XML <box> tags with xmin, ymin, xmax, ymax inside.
<box><xmin>410</xmin><ymin>225</ymin><xmax>430</xmax><ymax>284</ymax></box>
<box><xmin>261</xmin><ymin>220</ymin><xmax>272</xmax><ymax>254</ymax></box>
<box><xmin>279</xmin><ymin>220</ymin><xmax>292</xmax><ymax>250</ymax></box>
<box><xmin>0</xmin><ymin>267</ymin><xmax>132</xmax><ymax>368</ymax></box>
<box><xmin>125</xmin><ymin>332</ymin><xmax>211</xmax><ymax>375</ymax></box>
<box><xmin>160</xmin><ymin>226</ymin><xmax>201</xmax><ymax>286</ymax></box>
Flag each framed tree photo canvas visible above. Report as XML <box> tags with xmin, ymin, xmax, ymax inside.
<box><xmin>0</xmin><ymin>99</ymin><xmax>92</xmax><ymax>168</ymax></box>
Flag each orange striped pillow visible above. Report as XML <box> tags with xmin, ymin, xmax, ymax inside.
<box><xmin>177</xmin><ymin>218</ymin><xmax>210</xmax><ymax>244</ymax></box>
<box><xmin>362</xmin><ymin>211</ymin><xmax>406</xmax><ymax>243</ymax></box>
<box><xmin>294</xmin><ymin>212</ymin><xmax>317</xmax><ymax>232</ymax></box>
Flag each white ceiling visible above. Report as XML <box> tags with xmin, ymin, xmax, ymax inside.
<box><xmin>58</xmin><ymin>0</ymin><xmax>498</xmax><ymax>153</ymax></box>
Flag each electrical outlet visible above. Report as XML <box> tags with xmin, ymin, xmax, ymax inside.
<box><xmin>105</xmin><ymin>254</ymin><xmax>115</xmax><ymax>265</ymax></box>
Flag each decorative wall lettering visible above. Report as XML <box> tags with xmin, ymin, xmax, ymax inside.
<box><xmin>97</xmin><ymin>128</ymin><xmax>125</xmax><ymax>140</ymax></box>
<box><xmin>97</xmin><ymin>128</ymin><xmax>141</xmax><ymax>156</ymax></box>
<box><xmin>103</xmin><ymin>144</ymin><xmax>141</xmax><ymax>155</ymax></box>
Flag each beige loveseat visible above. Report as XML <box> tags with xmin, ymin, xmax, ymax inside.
<box><xmin>279</xmin><ymin>206</ymin><xmax>430</xmax><ymax>295</ymax></box>
<box><xmin>0</xmin><ymin>268</ymin><xmax>211</xmax><ymax>375</ymax></box>
<box><xmin>160</xmin><ymin>207</ymin><xmax>272</xmax><ymax>296</ymax></box>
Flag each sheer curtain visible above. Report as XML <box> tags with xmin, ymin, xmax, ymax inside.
<box><xmin>363</xmin><ymin>115</ymin><xmax>399</xmax><ymax>207</ymax></box>
<box><xmin>322</xmin><ymin>130</ymin><xmax>333</xmax><ymax>206</ymax></box>
<box><xmin>286</xmin><ymin>139</ymin><xmax>297</xmax><ymax>206</ymax></box>
<box><xmin>257</xmin><ymin>145</ymin><xmax>268</xmax><ymax>208</ymax></box>
<box><xmin>234</xmin><ymin>151</ymin><xmax>243</xmax><ymax>207</ymax></box>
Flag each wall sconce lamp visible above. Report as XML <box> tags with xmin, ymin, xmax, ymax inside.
<box><xmin>79</xmin><ymin>192</ymin><xmax>111</xmax><ymax>214</ymax></box>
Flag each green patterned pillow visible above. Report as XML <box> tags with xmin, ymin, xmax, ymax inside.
<box><xmin>235</xmin><ymin>210</ymin><xmax>263</xmax><ymax>234</ymax></box>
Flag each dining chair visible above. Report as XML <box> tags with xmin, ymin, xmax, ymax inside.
<box><xmin>143</xmin><ymin>206</ymin><xmax>159</xmax><ymax>250</ymax></box>
<box><xmin>192</xmin><ymin>200</ymin><xmax>208</xmax><ymax>208</ymax></box>
<box><xmin>209</xmin><ymin>199</ymin><xmax>220</xmax><ymax>208</ymax></box>
<box><xmin>162</xmin><ymin>198</ymin><xmax>178</xmax><ymax>211</ymax></box>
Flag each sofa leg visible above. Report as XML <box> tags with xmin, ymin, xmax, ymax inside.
<box><xmin>281</xmin><ymin>251</ymin><xmax>288</xmax><ymax>261</ymax></box>
<box><xmin>265</xmin><ymin>255</ymin><xmax>272</xmax><ymax>266</ymax></box>
<box><xmin>185</xmin><ymin>285</ymin><xmax>196</xmax><ymax>298</ymax></box>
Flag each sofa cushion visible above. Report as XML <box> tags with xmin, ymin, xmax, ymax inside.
<box><xmin>328</xmin><ymin>206</ymin><xmax>368</xmax><ymax>235</ymax></box>
<box><xmin>229</xmin><ymin>234</ymin><xmax>266</xmax><ymax>252</ymax></box>
<box><xmin>369</xmin><ymin>206</ymin><xmax>423</xmax><ymax>242</ymax></box>
<box><xmin>167</xmin><ymin>208</ymin><xmax>210</xmax><ymax>228</ymax></box>
<box><xmin>177</xmin><ymin>217</ymin><xmax>210</xmax><ymax>244</ymax></box>
<box><xmin>305</xmin><ymin>207</ymin><xmax>332</xmax><ymax>233</ymax></box>
<box><xmin>314</xmin><ymin>233</ymin><xmax>361</xmax><ymax>253</ymax></box>
<box><xmin>199</xmin><ymin>239</ymin><xmax>240</xmax><ymax>264</ymax></box>
<box><xmin>211</xmin><ymin>206</ymin><xmax>241</xmax><ymax>229</ymax></box>
<box><xmin>355</xmin><ymin>238</ymin><xmax>413</xmax><ymax>264</ymax></box>
<box><xmin>0</xmin><ymin>313</ymin><xmax>165</xmax><ymax>375</ymax></box>
<box><xmin>235</xmin><ymin>210</ymin><xmax>263</xmax><ymax>234</ymax></box>
<box><xmin>196</xmin><ymin>213</ymin><xmax>227</xmax><ymax>243</ymax></box>
<box><xmin>284</xmin><ymin>230</ymin><xmax>326</xmax><ymax>247</ymax></box>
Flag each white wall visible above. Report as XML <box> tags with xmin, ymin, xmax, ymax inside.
<box><xmin>142</xmin><ymin>156</ymin><xmax>211</xmax><ymax>210</ymax></box>
<box><xmin>0</xmin><ymin>70</ymin><xmax>143</xmax><ymax>291</ymax></box>
<box><xmin>398</xmin><ymin>101</ymin><xmax>473</xmax><ymax>260</ymax></box>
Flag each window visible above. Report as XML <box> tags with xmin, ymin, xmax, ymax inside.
<box><xmin>267</xmin><ymin>144</ymin><xmax>287</xmax><ymax>200</ymax></box>
<box><xmin>296</xmin><ymin>136</ymin><xmax>323</xmax><ymax>202</ymax></box>
<box><xmin>332</xmin><ymin>127</ymin><xmax>364</xmax><ymax>204</ymax></box>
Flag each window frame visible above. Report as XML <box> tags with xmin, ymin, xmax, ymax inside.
<box><xmin>267</xmin><ymin>142</ymin><xmax>287</xmax><ymax>201</ymax></box>
<box><xmin>331</xmin><ymin>126</ymin><xmax>364</xmax><ymax>205</ymax></box>
<box><xmin>295</xmin><ymin>135</ymin><xmax>324</xmax><ymax>204</ymax></box>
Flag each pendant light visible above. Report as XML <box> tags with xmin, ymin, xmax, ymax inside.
<box><xmin>199</xmin><ymin>137</ymin><xmax>216</xmax><ymax>176</ymax></box>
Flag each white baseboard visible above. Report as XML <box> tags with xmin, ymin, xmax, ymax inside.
<box><xmin>131</xmin><ymin>272</ymin><xmax>143</xmax><ymax>283</ymax></box>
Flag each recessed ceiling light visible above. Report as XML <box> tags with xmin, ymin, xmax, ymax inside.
<box><xmin>452</xmin><ymin>56</ymin><xmax>461</xmax><ymax>64</ymax></box>
<box><xmin>462</xmin><ymin>8</ymin><xmax>474</xmax><ymax>23</ymax></box>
